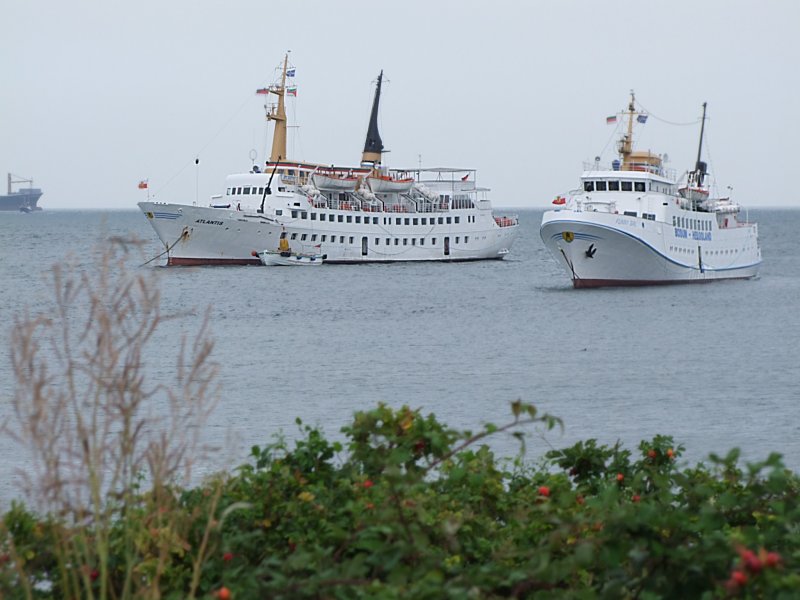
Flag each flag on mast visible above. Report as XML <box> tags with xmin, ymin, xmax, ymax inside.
<box><xmin>138</xmin><ymin>180</ymin><xmax>148</xmax><ymax>189</ymax></box>
<box><xmin>255</xmin><ymin>88</ymin><xmax>270</xmax><ymax>95</ymax></box>
<box><xmin>287</xmin><ymin>87</ymin><xmax>297</xmax><ymax>97</ymax></box>
<box><xmin>606</xmin><ymin>115</ymin><xmax>617</xmax><ymax>124</ymax></box>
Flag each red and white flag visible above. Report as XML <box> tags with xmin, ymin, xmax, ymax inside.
<box><xmin>138</xmin><ymin>180</ymin><xmax>148</xmax><ymax>190</ymax></box>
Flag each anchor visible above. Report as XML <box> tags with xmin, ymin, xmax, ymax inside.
<box><xmin>585</xmin><ymin>243</ymin><xmax>597</xmax><ymax>259</ymax></box>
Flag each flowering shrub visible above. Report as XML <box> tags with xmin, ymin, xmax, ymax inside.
<box><xmin>2</xmin><ymin>402</ymin><xmax>798</xmax><ymax>599</ymax></box>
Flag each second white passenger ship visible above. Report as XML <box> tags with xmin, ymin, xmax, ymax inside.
<box><xmin>540</xmin><ymin>93</ymin><xmax>761</xmax><ymax>288</ymax></box>
<box><xmin>139</xmin><ymin>57</ymin><xmax>519</xmax><ymax>265</ymax></box>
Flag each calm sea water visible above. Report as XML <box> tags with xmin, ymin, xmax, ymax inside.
<box><xmin>1</xmin><ymin>209</ymin><xmax>798</xmax><ymax>504</ymax></box>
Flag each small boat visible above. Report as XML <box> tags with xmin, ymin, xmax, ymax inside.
<box><xmin>313</xmin><ymin>171</ymin><xmax>359</xmax><ymax>191</ymax></box>
<box><xmin>255</xmin><ymin>238</ymin><xmax>326</xmax><ymax>266</ymax></box>
<box><xmin>367</xmin><ymin>173</ymin><xmax>414</xmax><ymax>194</ymax></box>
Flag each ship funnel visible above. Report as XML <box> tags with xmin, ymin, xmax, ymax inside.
<box><xmin>361</xmin><ymin>71</ymin><xmax>385</xmax><ymax>166</ymax></box>
<box><xmin>695</xmin><ymin>160</ymin><xmax>707</xmax><ymax>185</ymax></box>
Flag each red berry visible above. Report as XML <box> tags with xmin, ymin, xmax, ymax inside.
<box><xmin>363</xmin><ymin>479</ymin><xmax>374</xmax><ymax>489</ymax></box>
<box><xmin>743</xmin><ymin>553</ymin><xmax>762</xmax><ymax>574</ymax></box>
<box><xmin>218</xmin><ymin>586</ymin><xmax>231</xmax><ymax>600</ymax></box>
<box><xmin>90</xmin><ymin>569</ymin><xmax>99</xmax><ymax>582</ymax></box>
<box><xmin>765</xmin><ymin>552</ymin><xmax>781</xmax><ymax>568</ymax></box>
<box><xmin>731</xmin><ymin>570</ymin><xmax>748</xmax><ymax>585</ymax></box>
<box><xmin>223</xmin><ymin>551</ymin><xmax>234</xmax><ymax>562</ymax></box>
<box><xmin>538</xmin><ymin>486</ymin><xmax>550</xmax><ymax>497</ymax></box>
<box><xmin>632</xmin><ymin>494</ymin><xmax>641</xmax><ymax>503</ymax></box>
<box><xmin>616</xmin><ymin>473</ymin><xmax>624</xmax><ymax>482</ymax></box>
<box><xmin>647</xmin><ymin>449</ymin><xmax>657</xmax><ymax>459</ymax></box>
<box><xmin>666</xmin><ymin>448</ymin><xmax>674</xmax><ymax>458</ymax></box>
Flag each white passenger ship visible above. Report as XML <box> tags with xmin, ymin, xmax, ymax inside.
<box><xmin>540</xmin><ymin>93</ymin><xmax>760</xmax><ymax>288</ymax></box>
<box><xmin>139</xmin><ymin>57</ymin><xmax>519</xmax><ymax>265</ymax></box>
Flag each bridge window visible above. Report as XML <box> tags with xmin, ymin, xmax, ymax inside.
<box><xmin>584</xmin><ymin>181</ymin><xmax>594</xmax><ymax>192</ymax></box>
<box><xmin>634</xmin><ymin>182</ymin><xmax>646</xmax><ymax>192</ymax></box>
<box><xmin>608</xmin><ymin>181</ymin><xmax>620</xmax><ymax>191</ymax></box>
<box><xmin>595</xmin><ymin>181</ymin><xmax>607</xmax><ymax>191</ymax></box>
<box><xmin>621</xmin><ymin>181</ymin><xmax>633</xmax><ymax>191</ymax></box>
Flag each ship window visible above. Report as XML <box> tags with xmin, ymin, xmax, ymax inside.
<box><xmin>394</xmin><ymin>238</ymin><xmax>399</xmax><ymax>245</ymax></box>
<box><xmin>465</xmin><ymin>236</ymin><xmax>469</xmax><ymax>243</ymax></box>
<box><xmin>438</xmin><ymin>217</ymin><xmax>444</xmax><ymax>224</ymax></box>
<box><xmin>595</xmin><ymin>181</ymin><xmax>607</xmax><ymax>191</ymax></box>
<box><xmin>634</xmin><ymin>182</ymin><xmax>645</xmax><ymax>192</ymax></box>
<box><xmin>403</xmin><ymin>238</ymin><xmax>408</xmax><ymax>245</ymax></box>
<box><xmin>375</xmin><ymin>238</ymin><xmax>380</xmax><ymax>245</ymax></box>
<box><xmin>454</xmin><ymin>216</ymin><xmax>460</xmax><ymax>223</ymax></box>
<box><xmin>421</xmin><ymin>218</ymin><xmax>427</xmax><ymax>225</ymax></box>
<box><xmin>243</xmin><ymin>187</ymin><xmax>251</xmax><ymax>194</ymax></box>
<box><xmin>373</xmin><ymin>217</ymin><xmax>378</xmax><ymax>224</ymax></box>
<box><xmin>420</xmin><ymin>238</ymin><xmax>425</xmax><ymax>245</ymax></box>
<box><xmin>412</xmin><ymin>238</ymin><xmax>416</xmax><ymax>245</ymax></box>
<box><xmin>456</xmin><ymin>237</ymin><xmax>460</xmax><ymax>243</ymax></box>
<box><xmin>413</xmin><ymin>218</ymin><xmax>418</xmax><ymax>225</ymax></box>
<box><xmin>276</xmin><ymin>209</ymin><xmax>282</xmax><ymax>216</ymax></box>
<box><xmin>338</xmin><ymin>215</ymin><xmax>343</xmax><ymax>222</ymax></box>
<box><xmin>396</xmin><ymin>218</ymin><xmax>401</xmax><ymax>225</ymax></box>
<box><xmin>226</xmin><ymin>188</ymin><xmax>231</xmax><ymax>195</ymax></box>
<box><xmin>311</xmin><ymin>234</ymin><xmax>317</xmax><ymax>241</ymax></box>
<box><xmin>301</xmin><ymin>234</ymin><xmax>307</xmax><ymax>241</ymax></box>
<box><xmin>672</xmin><ymin>216</ymin><xmax>676</xmax><ymax>226</ymax></box>
<box><xmin>258</xmin><ymin>187</ymin><xmax>264</xmax><ymax>195</ymax></box>
<box><xmin>447</xmin><ymin>217</ymin><xmax>452</xmax><ymax>224</ymax></box>
<box><xmin>608</xmin><ymin>181</ymin><xmax>620</xmax><ymax>191</ymax></box>
<box><xmin>405</xmin><ymin>218</ymin><xmax>410</xmax><ymax>225</ymax></box>
<box><xmin>386</xmin><ymin>238</ymin><xmax>390</xmax><ymax>245</ymax></box>
<box><xmin>355</xmin><ymin>216</ymin><xmax>361</xmax><ymax>223</ymax></box>
<box><xmin>237</xmin><ymin>187</ymin><xmax>243</xmax><ymax>194</ymax></box>
<box><xmin>621</xmin><ymin>181</ymin><xmax>633</xmax><ymax>191</ymax></box>
<box><xmin>311</xmin><ymin>213</ymin><xmax>317</xmax><ymax>220</ymax></box>
<box><xmin>291</xmin><ymin>210</ymin><xmax>298</xmax><ymax>218</ymax></box>
<box><xmin>321</xmin><ymin>235</ymin><xmax>327</xmax><ymax>242</ymax></box>
<box><xmin>584</xmin><ymin>181</ymin><xmax>594</xmax><ymax>192</ymax></box>
<box><xmin>346</xmin><ymin>216</ymin><xmax>352</xmax><ymax>223</ymax></box>
<box><xmin>279</xmin><ymin>187</ymin><xmax>286</xmax><ymax>192</ymax></box>
<box><xmin>349</xmin><ymin>236</ymin><xmax>354</xmax><ymax>244</ymax></box>
<box><xmin>280</xmin><ymin>231</ymin><xmax>287</xmax><ymax>239</ymax></box>
<box><xmin>301</xmin><ymin>211</ymin><xmax>307</xmax><ymax>219</ymax></box>
<box><xmin>624</xmin><ymin>211</ymin><xmax>637</xmax><ymax>217</ymax></box>
<box><xmin>432</xmin><ymin>237</ymin><xmax>437</xmax><ymax>245</ymax></box>
<box><xmin>340</xmin><ymin>236</ymin><xmax>344</xmax><ymax>243</ymax></box>
<box><xmin>291</xmin><ymin>233</ymin><xmax>298</xmax><ymax>240</ymax></box>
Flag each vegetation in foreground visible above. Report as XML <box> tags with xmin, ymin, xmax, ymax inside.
<box><xmin>1</xmin><ymin>244</ymin><xmax>798</xmax><ymax>598</ymax></box>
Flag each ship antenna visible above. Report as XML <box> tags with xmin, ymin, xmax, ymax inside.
<box><xmin>694</xmin><ymin>102</ymin><xmax>708</xmax><ymax>185</ymax></box>
<box><xmin>361</xmin><ymin>71</ymin><xmax>385</xmax><ymax>167</ymax></box>
<box><xmin>267</xmin><ymin>54</ymin><xmax>290</xmax><ymax>162</ymax></box>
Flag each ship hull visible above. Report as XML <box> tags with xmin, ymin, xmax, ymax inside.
<box><xmin>0</xmin><ymin>191</ymin><xmax>43</xmax><ymax>211</ymax></box>
<box><xmin>540</xmin><ymin>210</ymin><xmax>760</xmax><ymax>288</ymax></box>
<box><xmin>140</xmin><ymin>202</ymin><xmax>518</xmax><ymax>266</ymax></box>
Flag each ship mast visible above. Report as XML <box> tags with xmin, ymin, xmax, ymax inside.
<box><xmin>266</xmin><ymin>54</ymin><xmax>289</xmax><ymax>163</ymax></box>
<box><xmin>361</xmin><ymin>71</ymin><xmax>385</xmax><ymax>166</ymax></box>
<box><xmin>694</xmin><ymin>101</ymin><xmax>708</xmax><ymax>185</ymax></box>
<box><xmin>617</xmin><ymin>91</ymin><xmax>636</xmax><ymax>162</ymax></box>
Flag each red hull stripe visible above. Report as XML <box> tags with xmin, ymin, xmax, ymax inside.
<box><xmin>167</xmin><ymin>257</ymin><xmax>261</xmax><ymax>266</ymax></box>
<box><xmin>573</xmin><ymin>276</ymin><xmax>752</xmax><ymax>289</ymax></box>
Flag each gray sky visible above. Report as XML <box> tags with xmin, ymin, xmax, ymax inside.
<box><xmin>2</xmin><ymin>0</ymin><xmax>797</xmax><ymax>209</ymax></box>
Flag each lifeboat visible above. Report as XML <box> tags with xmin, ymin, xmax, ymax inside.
<box><xmin>367</xmin><ymin>174</ymin><xmax>414</xmax><ymax>194</ymax></box>
<box><xmin>313</xmin><ymin>172</ymin><xmax>358</xmax><ymax>192</ymax></box>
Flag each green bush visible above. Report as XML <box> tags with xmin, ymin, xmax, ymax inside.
<box><xmin>3</xmin><ymin>402</ymin><xmax>798</xmax><ymax>599</ymax></box>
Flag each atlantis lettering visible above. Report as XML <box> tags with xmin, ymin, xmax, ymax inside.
<box><xmin>196</xmin><ymin>219</ymin><xmax>224</xmax><ymax>226</ymax></box>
